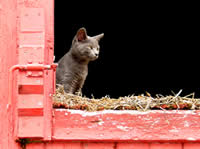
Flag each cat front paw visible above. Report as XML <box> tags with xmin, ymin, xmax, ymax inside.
<box><xmin>75</xmin><ymin>91</ymin><xmax>82</xmax><ymax>96</ymax></box>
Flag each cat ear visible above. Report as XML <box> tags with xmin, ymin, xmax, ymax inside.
<box><xmin>93</xmin><ymin>33</ymin><xmax>104</xmax><ymax>42</ymax></box>
<box><xmin>76</xmin><ymin>27</ymin><xmax>87</xmax><ymax>42</ymax></box>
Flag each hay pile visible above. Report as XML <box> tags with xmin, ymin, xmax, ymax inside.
<box><xmin>53</xmin><ymin>85</ymin><xmax>200</xmax><ymax>111</ymax></box>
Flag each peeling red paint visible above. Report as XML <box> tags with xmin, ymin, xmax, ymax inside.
<box><xmin>52</xmin><ymin>110</ymin><xmax>200</xmax><ymax>142</ymax></box>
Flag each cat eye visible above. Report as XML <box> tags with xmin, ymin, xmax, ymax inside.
<box><xmin>88</xmin><ymin>46</ymin><xmax>93</xmax><ymax>49</ymax></box>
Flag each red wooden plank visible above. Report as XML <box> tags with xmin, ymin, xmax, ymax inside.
<box><xmin>41</xmin><ymin>0</ymin><xmax>54</xmax><ymax>141</ymax></box>
<box><xmin>20</xmin><ymin>8</ymin><xmax>44</xmax><ymax>32</ymax></box>
<box><xmin>27</xmin><ymin>143</ymin><xmax>112</xmax><ymax>149</ymax></box>
<box><xmin>18</xmin><ymin>85</ymin><xmax>44</xmax><ymax>94</ymax></box>
<box><xmin>83</xmin><ymin>143</ymin><xmax>115</xmax><ymax>149</ymax></box>
<box><xmin>27</xmin><ymin>143</ymin><xmax>114</xmax><ymax>149</ymax></box>
<box><xmin>117</xmin><ymin>143</ymin><xmax>150</xmax><ymax>149</ymax></box>
<box><xmin>45</xmin><ymin>142</ymin><xmax>82</xmax><ymax>149</ymax></box>
<box><xmin>18</xmin><ymin>47</ymin><xmax>45</xmax><ymax>64</ymax></box>
<box><xmin>18</xmin><ymin>94</ymin><xmax>44</xmax><ymax>109</ymax></box>
<box><xmin>184</xmin><ymin>143</ymin><xmax>200</xmax><ymax>149</ymax></box>
<box><xmin>53</xmin><ymin>109</ymin><xmax>200</xmax><ymax>142</ymax></box>
<box><xmin>18</xmin><ymin>71</ymin><xmax>44</xmax><ymax>84</ymax></box>
<box><xmin>46</xmin><ymin>142</ymin><xmax>85</xmax><ymax>149</ymax></box>
<box><xmin>0</xmin><ymin>0</ymin><xmax>18</xmax><ymax>148</ymax></box>
<box><xmin>31</xmin><ymin>143</ymin><xmax>86</xmax><ymax>149</ymax></box>
<box><xmin>27</xmin><ymin>144</ymin><xmax>44</xmax><ymax>149</ymax></box>
<box><xmin>150</xmin><ymin>143</ymin><xmax>182</xmax><ymax>149</ymax></box>
<box><xmin>18</xmin><ymin>116</ymin><xmax>44</xmax><ymax>138</ymax></box>
<box><xmin>62</xmin><ymin>143</ymin><xmax>82</xmax><ymax>149</ymax></box>
<box><xmin>16</xmin><ymin>0</ymin><xmax>54</xmax><ymax>141</ymax></box>
<box><xmin>18</xmin><ymin>108</ymin><xmax>43</xmax><ymax>116</ymax></box>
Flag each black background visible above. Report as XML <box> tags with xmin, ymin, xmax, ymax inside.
<box><xmin>54</xmin><ymin>2</ymin><xmax>199</xmax><ymax>98</ymax></box>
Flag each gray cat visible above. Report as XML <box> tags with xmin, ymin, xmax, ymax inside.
<box><xmin>56</xmin><ymin>27</ymin><xmax>104</xmax><ymax>94</ymax></box>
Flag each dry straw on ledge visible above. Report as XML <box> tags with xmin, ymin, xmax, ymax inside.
<box><xmin>53</xmin><ymin>85</ymin><xmax>200</xmax><ymax>111</ymax></box>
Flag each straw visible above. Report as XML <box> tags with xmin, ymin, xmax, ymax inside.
<box><xmin>53</xmin><ymin>85</ymin><xmax>200</xmax><ymax>111</ymax></box>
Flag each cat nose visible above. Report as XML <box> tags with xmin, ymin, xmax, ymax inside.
<box><xmin>95</xmin><ymin>53</ymin><xmax>99</xmax><ymax>57</ymax></box>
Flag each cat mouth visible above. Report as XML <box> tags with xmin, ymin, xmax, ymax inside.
<box><xmin>90</xmin><ymin>55</ymin><xmax>98</xmax><ymax>61</ymax></box>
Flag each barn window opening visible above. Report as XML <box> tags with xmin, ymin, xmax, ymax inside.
<box><xmin>54</xmin><ymin>5</ymin><xmax>199</xmax><ymax>111</ymax></box>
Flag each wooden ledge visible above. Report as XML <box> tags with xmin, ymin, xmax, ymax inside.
<box><xmin>52</xmin><ymin>109</ymin><xmax>200</xmax><ymax>142</ymax></box>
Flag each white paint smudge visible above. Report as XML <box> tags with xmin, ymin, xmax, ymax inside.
<box><xmin>99</xmin><ymin>134</ymin><xmax>104</xmax><ymax>137</ymax></box>
<box><xmin>187</xmin><ymin>137</ymin><xmax>196</xmax><ymax>141</ymax></box>
<box><xmin>67</xmin><ymin>110</ymin><xmax>154</xmax><ymax>116</ymax></box>
<box><xmin>184</xmin><ymin>121</ymin><xmax>190</xmax><ymax>127</ymax></box>
<box><xmin>55</xmin><ymin>109</ymin><xmax>67</xmax><ymax>112</ymax></box>
<box><xmin>117</xmin><ymin>125</ymin><xmax>130</xmax><ymax>131</ymax></box>
<box><xmin>169</xmin><ymin>129</ymin><xmax>179</xmax><ymax>133</ymax></box>
<box><xmin>63</xmin><ymin>109</ymin><xmax>198</xmax><ymax>117</ymax></box>
<box><xmin>98</xmin><ymin>119</ymin><xmax>104</xmax><ymax>125</ymax></box>
<box><xmin>38</xmin><ymin>101</ymin><xmax>42</xmax><ymax>106</ymax></box>
<box><xmin>112</xmin><ymin>122</ymin><xmax>117</xmax><ymax>125</ymax></box>
<box><xmin>6</xmin><ymin>104</ymin><xmax>10</xmax><ymax>109</ymax></box>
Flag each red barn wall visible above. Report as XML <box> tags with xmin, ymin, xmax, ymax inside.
<box><xmin>26</xmin><ymin>142</ymin><xmax>200</xmax><ymax>149</ymax></box>
<box><xmin>0</xmin><ymin>0</ymin><xmax>19</xmax><ymax>148</ymax></box>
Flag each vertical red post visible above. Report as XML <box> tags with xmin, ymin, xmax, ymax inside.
<box><xmin>0</xmin><ymin>0</ymin><xmax>19</xmax><ymax>148</ymax></box>
<box><xmin>0</xmin><ymin>0</ymin><xmax>54</xmax><ymax>148</ymax></box>
<box><xmin>16</xmin><ymin>0</ymin><xmax>54</xmax><ymax>141</ymax></box>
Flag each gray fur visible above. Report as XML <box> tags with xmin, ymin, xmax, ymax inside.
<box><xmin>56</xmin><ymin>28</ymin><xmax>104</xmax><ymax>94</ymax></box>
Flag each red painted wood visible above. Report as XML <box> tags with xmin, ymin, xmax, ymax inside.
<box><xmin>42</xmin><ymin>0</ymin><xmax>55</xmax><ymax>141</ymax></box>
<box><xmin>1</xmin><ymin>0</ymin><xmax>54</xmax><ymax>146</ymax></box>
<box><xmin>53</xmin><ymin>109</ymin><xmax>200</xmax><ymax>142</ymax></box>
<box><xmin>18</xmin><ymin>108</ymin><xmax>43</xmax><ymax>116</ymax></box>
<box><xmin>0</xmin><ymin>0</ymin><xmax>19</xmax><ymax>148</ymax></box>
<box><xmin>15</xmin><ymin>0</ymin><xmax>55</xmax><ymax>141</ymax></box>
<box><xmin>27</xmin><ymin>142</ymin><xmax>200</xmax><ymax>149</ymax></box>
<box><xmin>184</xmin><ymin>143</ymin><xmax>200</xmax><ymax>149</ymax></box>
<box><xmin>18</xmin><ymin>94</ymin><xmax>44</xmax><ymax>109</ymax></box>
<box><xmin>18</xmin><ymin>116</ymin><xmax>44</xmax><ymax>138</ymax></box>
<box><xmin>27</xmin><ymin>142</ymin><xmax>114</xmax><ymax>149</ymax></box>
<box><xmin>117</xmin><ymin>143</ymin><xmax>150</xmax><ymax>149</ymax></box>
<box><xmin>150</xmin><ymin>143</ymin><xmax>182</xmax><ymax>149</ymax></box>
<box><xmin>82</xmin><ymin>143</ymin><xmax>115</xmax><ymax>149</ymax></box>
<box><xmin>18</xmin><ymin>84</ymin><xmax>44</xmax><ymax>94</ymax></box>
<box><xmin>48</xmin><ymin>143</ymin><xmax>82</xmax><ymax>149</ymax></box>
<box><xmin>27</xmin><ymin>144</ymin><xmax>45</xmax><ymax>149</ymax></box>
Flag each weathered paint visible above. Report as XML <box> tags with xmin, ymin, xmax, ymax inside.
<box><xmin>52</xmin><ymin>110</ymin><xmax>200</xmax><ymax>142</ymax></box>
<box><xmin>15</xmin><ymin>0</ymin><xmax>55</xmax><ymax>141</ymax></box>
<box><xmin>24</xmin><ymin>109</ymin><xmax>200</xmax><ymax>148</ymax></box>
<box><xmin>25</xmin><ymin>142</ymin><xmax>200</xmax><ymax>149</ymax></box>
<box><xmin>0</xmin><ymin>0</ymin><xmax>19</xmax><ymax>148</ymax></box>
<box><xmin>0</xmin><ymin>0</ymin><xmax>54</xmax><ymax>147</ymax></box>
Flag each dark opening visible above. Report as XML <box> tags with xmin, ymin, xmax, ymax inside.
<box><xmin>54</xmin><ymin>3</ymin><xmax>198</xmax><ymax>98</ymax></box>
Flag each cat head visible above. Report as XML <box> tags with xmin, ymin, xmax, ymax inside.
<box><xmin>71</xmin><ymin>27</ymin><xmax>104</xmax><ymax>62</ymax></box>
